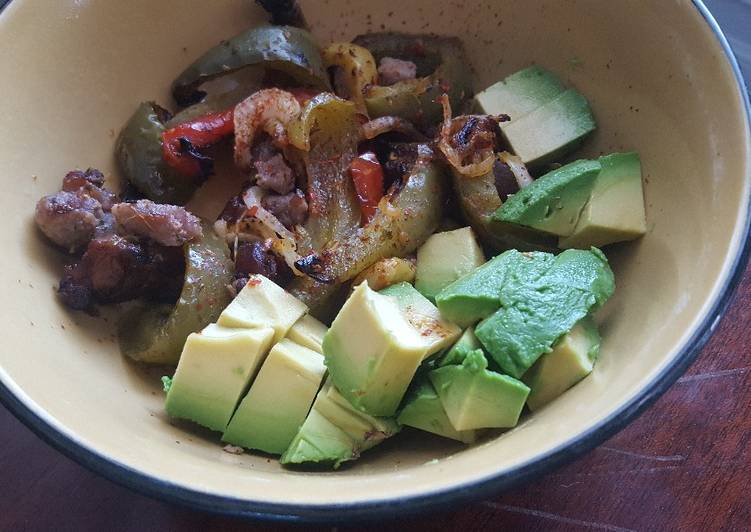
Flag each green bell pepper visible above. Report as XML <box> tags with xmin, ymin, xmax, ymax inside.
<box><xmin>118</xmin><ymin>222</ymin><xmax>234</xmax><ymax>365</ymax></box>
<box><xmin>352</xmin><ymin>33</ymin><xmax>473</xmax><ymax>126</ymax></box>
<box><xmin>171</xmin><ymin>25</ymin><xmax>329</xmax><ymax>107</ymax></box>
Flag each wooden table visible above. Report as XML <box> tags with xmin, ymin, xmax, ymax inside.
<box><xmin>3</xmin><ymin>2</ymin><xmax>750</xmax><ymax>530</ymax></box>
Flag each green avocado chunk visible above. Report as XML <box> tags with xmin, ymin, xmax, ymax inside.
<box><xmin>474</xmin><ymin>248</ymin><xmax>614</xmax><ymax>378</ymax></box>
<box><xmin>439</xmin><ymin>327</ymin><xmax>482</xmax><ymax>367</ymax></box>
<box><xmin>397</xmin><ymin>380</ymin><xmax>478</xmax><ymax>443</ymax></box>
<box><xmin>435</xmin><ymin>250</ymin><xmax>555</xmax><ymax>328</ymax></box>
<box><xmin>559</xmin><ymin>152</ymin><xmax>647</xmax><ymax>249</ymax></box>
<box><xmin>494</xmin><ymin>159</ymin><xmax>602</xmax><ymax>237</ymax></box>
<box><xmin>281</xmin><ymin>379</ymin><xmax>400</xmax><ymax>468</ymax></box>
<box><xmin>474</xmin><ymin>65</ymin><xmax>566</xmax><ymax>121</ymax></box>
<box><xmin>379</xmin><ymin>282</ymin><xmax>462</xmax><ymax>359</ymax></box>
<box><xmin>222</xmin><ymin>339</ymin><xmax>326</xmax><ymax>455</ymax></box>
<box><xmin>429</xmin><ymin>349</ymin><xmax>530</xmax><ymax>430</ymax></box>
<box><xmin>414</xmin><ymin>227</ymin><xmax>486</xmax><ymax>303</ymax></box>
<box><xmin>523</xmin><ymin>317</ymin><xmax>601</xmax><ymax>411</ymax></box>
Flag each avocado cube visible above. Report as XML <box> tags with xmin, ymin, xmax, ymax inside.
<box><xmin>439</xmin><ymin>326</ymin><xmax>482</xmax><ymax>367</ymax></box>
<box><xmin>222</xmin><ymin>339</ymin><xmax>326</xmax><ymax>454</ymax></box>
<box><xmin>415</xmin><ymin>227</ymin><xmax>486</xmax><ymax>302</ymax></box>
<box><xmin>524</xmin><ymin>317</ymin><xmax>601</xmax><ymax>411</ymax></box>
<box><xmin>559</xmin><ymin>152</ymin><xmax>647</xmax><ymax>249</ymax></box>
<box><xmin>323</xmin><ymin>282</ymin><xmax>429</xmax><ymax>417</ymax></box>
<box><xmin>281</xmin><ymin>379</ymin><xmax>400</xmax><ymax>468</ymax></box>
<box><xmin>494</xmin><ymin>159</ymin><xmax>602</xmax><ymax>237</ymax></box>
<box><xmin>474</xmin><ymin>65</ymin><xmax>566</xmax><ymax>122</ymax></box>
<box><xmin>475</xmin><ymin>248</ymin><xmax>614</xmax><ymax>378</ymax></box>
<box><xmin>218</xmin><ymin>274</ymin><xmax>307</xmax><ymax>342</ymax></box>
<box><xmin>502</xmin><ymin>89</ymin><xmax>596</xmax><ymax>167</ymax></box>
<box><xmin>379</xmin><ymin>282</ymin><xmax>462</xmax><ymax>358</ymax></box>
<box><xmin>435</xmin><ymin>250</ymin><xmax>555</xmax><ymax>327</ymax></box>
<box><xmin>286</xmin><ymin>314</ymin><xmax>328</xmax><ymax>354</ymax></box>
<box><xmin>429</xmin><ymin>349</ymin><xmax>530</xmax><ymax>430</ymax></box>
<box><xmin>398</xmin><ymin>380</ymin><xmax>478</xmax><ymax>443</ymax></box>
<box><xmin>165</xmin><ymin>324</ymin><xmax>275</xmax><ymax>432</ymax></box>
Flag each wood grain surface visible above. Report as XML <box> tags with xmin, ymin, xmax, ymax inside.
<box><xmin>1</xmin><ymin>258</ymin><xmax>749</xmax><ymax>532</ymax></box>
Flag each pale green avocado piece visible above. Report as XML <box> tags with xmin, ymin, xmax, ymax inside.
<box><xmin>286</xmin><ymin>314</ymin><xmax>328</xmax><ymax>354</ymax></box>
<box><xmin>435</xmin><ymin>250</ymin><xmax>555</xmax><ymax>328</ymax></box>
<box><xmin>429</xmin><ymin>349</ymin><xmax>530</xmax><ymax>430</ymax></box>
<box><xmin>501</xmin><ymin>89</ymin><xmax>596</xmax><ymax>167</ymax></box>
<box><xmin>222</xmin><ymin>339</ymin><xmax>326</xmax><ymax>455</ymax></box>
<box><xmin>281</xmin><ymin>379</ymin><xmax>400</xmax><ymax>468</ymax></box>
<box><xmin>524</xmin><ymin>317</ymin><xmax>601</xmax><ymax>411</ymax></box>
<box><xmin>165</xmin><ymin>324</ymin><xmax>275</xmax><ymax>432</ymax></box>
<box><xmin>559</xmin><ymin>152</ymin><xmax>647</xmax><ymax>249</ymax></box>
<box><xmin>414</xmin><ymin>227</ymin><xmax>486</xmax><ymax>302</ymax></box>
<box><xmin>439</xmin><ymin>326</ymin><xmax>482</xmax><ymax>367</ymax></box>
<box><xmin>379</xmin><ymin>282</ymin><xmax>462</xmax><ymax>359</ymax></box>
<box><xmin>323</xmin><ymin>282</ymin><xmax>429</xmax><ymax>417</ymax></box>
<box><xmin>494</xmin><ymin>159</ymin><xmax>602</xmax><ymax>237</ymax></box>
<box><xmin>398</xmin><ymin>380</ymin><xmax>478</xmax><ymax>443</ymax></box>
<box><xmin>475</xmin><ymin>248</ymin><xmax>614</xmax><ymax>378</ymax></box>
<box><xmin>474</xmin><ymin>65</ymin><xmax>566</xmax><ymax>122</ymax></box>
<box><xmin>217</xmin><ymin>274</ymin><xmax>308</xmax><ymax>342</ymax></box>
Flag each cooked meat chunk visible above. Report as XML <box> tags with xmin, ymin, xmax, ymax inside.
<box><xmin>58</xmin><ymin>235</ymin><xmax>185</xmax><ymax>309</ymax></box>
<box><xmin>35</xmin><ymin>191</ymin><xmax>105</xmax><ymax>253</ymax></box>
<box><xmin>261</xmin><ymin>190</ymin><xmax>308</xmax><ymax>228</ymax></box>
<box><xmin>493</xmin><ymin>159</ymin><xmax>520</xmax><ymax>201</ymax></box>
<box><xmin>218</xmin><ymin>194</ymin><xmax>248</xmax><ymax>224</ymax></box>
<box><xmin>251</xmin><ymin>137</ymin><xmax>278</xmax><ymax>162</ymax></box>
<box><xmin>61</xmin><ymin>168</ymin><xmax>117</xmax><ymax>211</ymax></box>
<box><xmin>254</xmin><ymin>153</ymin><xmax>295</xmax><ymax>194</ymax></box>
<box><xmin>234</xmin><ymin>240</ymin><xmax>290</xmax><ymax>285</ymax></box>
<box><xmin>111</xmin><ymin>200</ymin><xmax>202</xmax><ymax>246</ymax></box>
<box><xmin>378</xmin><ymin>57</ymin><xmax>417</xmax><ymax>86</ymax></box>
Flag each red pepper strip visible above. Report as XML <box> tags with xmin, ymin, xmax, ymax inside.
<box><xmin>161</xmin><ymin>108</ymin><xmax>235</xmax><ymax>177</ymax></box>
<box><xmin>349</xmin><ymin>152</ymin><xmax>384</xmax><ymax>225</ymax></box>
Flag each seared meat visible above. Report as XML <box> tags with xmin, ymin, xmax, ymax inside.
<box><xmin>61</xmin><ymin>168</ymin><xmax>117</xmax><ymax>211</ymax></box>
<box><xmin>378</xmin><ymin>57</ymin><xmax>417</xmax><ymax>85</ymax></box>
<box><xmin>58</xmin><ymin>235</ymin><xmax>185</xmax><ymax>310</ymax></box>
<box><xmin>493</xmin><ymin>159</ymin><xmax>520</xmax><ymax>201</ymax></box>
<box><xmin>218</xmin><ymin>194</ymin><xmax>248</xmax><ymax>224</ymax></box>
<box><xmin>233</xmin><ymin>240</ymin><xmax>289</xmax><ymax>286</ymax></box>
<box><xmin>254</xmin><ymin>153</ymin><xmax>295</xmax><ymax>194</ymax></box>
<box><xmin>35</xmin><ymin>191</ymin><xmax>106</xmax><ymax>253</ymax></box>
<box><xmin>261</xmin><ymin>190</ymin><xmax>308</xmax><ymax>228</ymax></box>
<box><xmin>111</xmin><ymin>200</ymin><xmax>202</xmax><ymax>247</ymax></box>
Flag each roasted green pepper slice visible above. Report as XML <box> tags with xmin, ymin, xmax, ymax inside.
<box><xmin>289</xmin><ymin>156</ymin><xmax>447</xmax><ymax>320</ymax></box>
<box><xmin>172</xmin><ymin>25</ymin><xmax>329</xmax><ymax>107</ymax></box>
<box><xmin>118</xmin><ymin>222</ymin><xmax>233</xmax><ymax>365</ymax></box>
<box><xmin>115</xmin><ymin>102</ymin><xmax>199</xmax><ymax>205</ymax></box>
<box><xmin>452</xmin><ymin>167</ymin><xmax>556</xmax><ymax>253</ymax></box>
<box><xmin>288</xmin><ymin>93</ymin><xmax>362</xmax><ymax>250</ymax></box>
<box><xmin>352</xmin><ymin>33</ymin><xmax>473</xmax><ymax>126</ymax></box>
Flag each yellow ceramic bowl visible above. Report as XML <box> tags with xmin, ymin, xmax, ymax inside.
<box><xmin>0</xmin><ymin>0</ymin><xmax>749</xmax><ymax>521</ymax></box>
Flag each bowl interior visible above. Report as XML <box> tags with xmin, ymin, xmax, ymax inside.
<box><xmin>0</xmin><ymin>0</ymin><xmax>748</xmax><ymax>513</ymax></box>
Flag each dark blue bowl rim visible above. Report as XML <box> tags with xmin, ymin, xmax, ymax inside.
<box><xmin>0</xmin><ymin>0</ymin><xmax>749</xmax><ymax>524</ymax></box>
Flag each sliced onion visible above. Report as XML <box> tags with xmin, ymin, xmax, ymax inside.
<box><xmin>499</xmin><ymin>151</ymin><xmax>534</xmax><ymax>189</ymax></box>
<box><xmin>437</xmin><ymin>95</ymin><xmax>496</xmax><ymax>178</ymax></box>
<box><xmin>360</xmin><ymin>116</ymin><xmax>427</xmax><ymax>141</ymax></box>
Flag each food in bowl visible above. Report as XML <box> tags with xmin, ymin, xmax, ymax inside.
<box><xmin>31</xmin><ymin>3</ymin><xmax>647</xmax><ymax>469</ymax></box>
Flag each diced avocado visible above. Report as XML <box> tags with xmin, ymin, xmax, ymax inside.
<box><xmin>222</xmin><ymin>339</ymin><xmax>326</xmax><ymax>454</ymax></box>
<box><xmin>217</xmin><ymin>274</ymin><xmax>308</xmax><ymax>342</ymax></box>
<box><xmin>281</xmin><ymin>379</ymin><xmax>399</xmax><ymax>468</ymax></box>
<box><xmin>165</xmin><ymin>324</ymin><xmax>275</xmax><ymax>432</ymax></box>
<box><xmin>524</xmin><ymin>317</ymin><xmax>601</xmax><ymax>411</ymax></box>
<box><xmin>475</xmin><ymin>248</ymin><xmax>614</xmax><ymax>378</ymax></box>
<box><xmin>429</xmin><ymin>349</ymin><xmax>529</xmax><ymax>430</ymax></box>
<box><xmin>415</xmin><ymin>227</ymin><xmax>486</xmax><ymax>302</ymax></box>
<box><xmin>474</xmin><ymin>65</ymin><xmax>566</xmax><ymax>121</ymax></box>
<box><xmin>398</xmin><ymin>380</ymin><xmax>478</xmax><ymax>443</ymax></box>
<box><xmin>323</xmin><ymin>282</ymin><xmax>429</xmax><ymax>416</ymax></box>
<box><xmin>494</xmin><ymin>159</ymin><xmax>601</xmax><ymax>237</ymax></box>
<box><xmin>286</xmin><ymin>314</ymin><xmax>328</xmax><ymax>354</ymax></box>
<box><xmin>559</xmin><ymin>152</ymin><xmax>647</xmax><ymax>249</ymax></box>
<box><xmin>502</xmin><ymin>89</ymin><xmax>596</xmax><ymax>167</ymax></box>
<box><xmin>379</xmin><ymin>282</ymin><xmax>462</xmax><ymax>358</ymax></box>
<box><xmin>439</xmin><ymin>327</ymin><xmax>481</xmax><ymax>367</ymax></box>
<box><xmin>435</xmin><ymin>250</ymin><xmax>555</xmax><ymax>327</ymax></box>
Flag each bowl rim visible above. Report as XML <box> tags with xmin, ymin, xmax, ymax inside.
<box><xmin>0</xmin><ymin>0</ymin><xmax>749</xmax><ymax>523</ymax></box>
